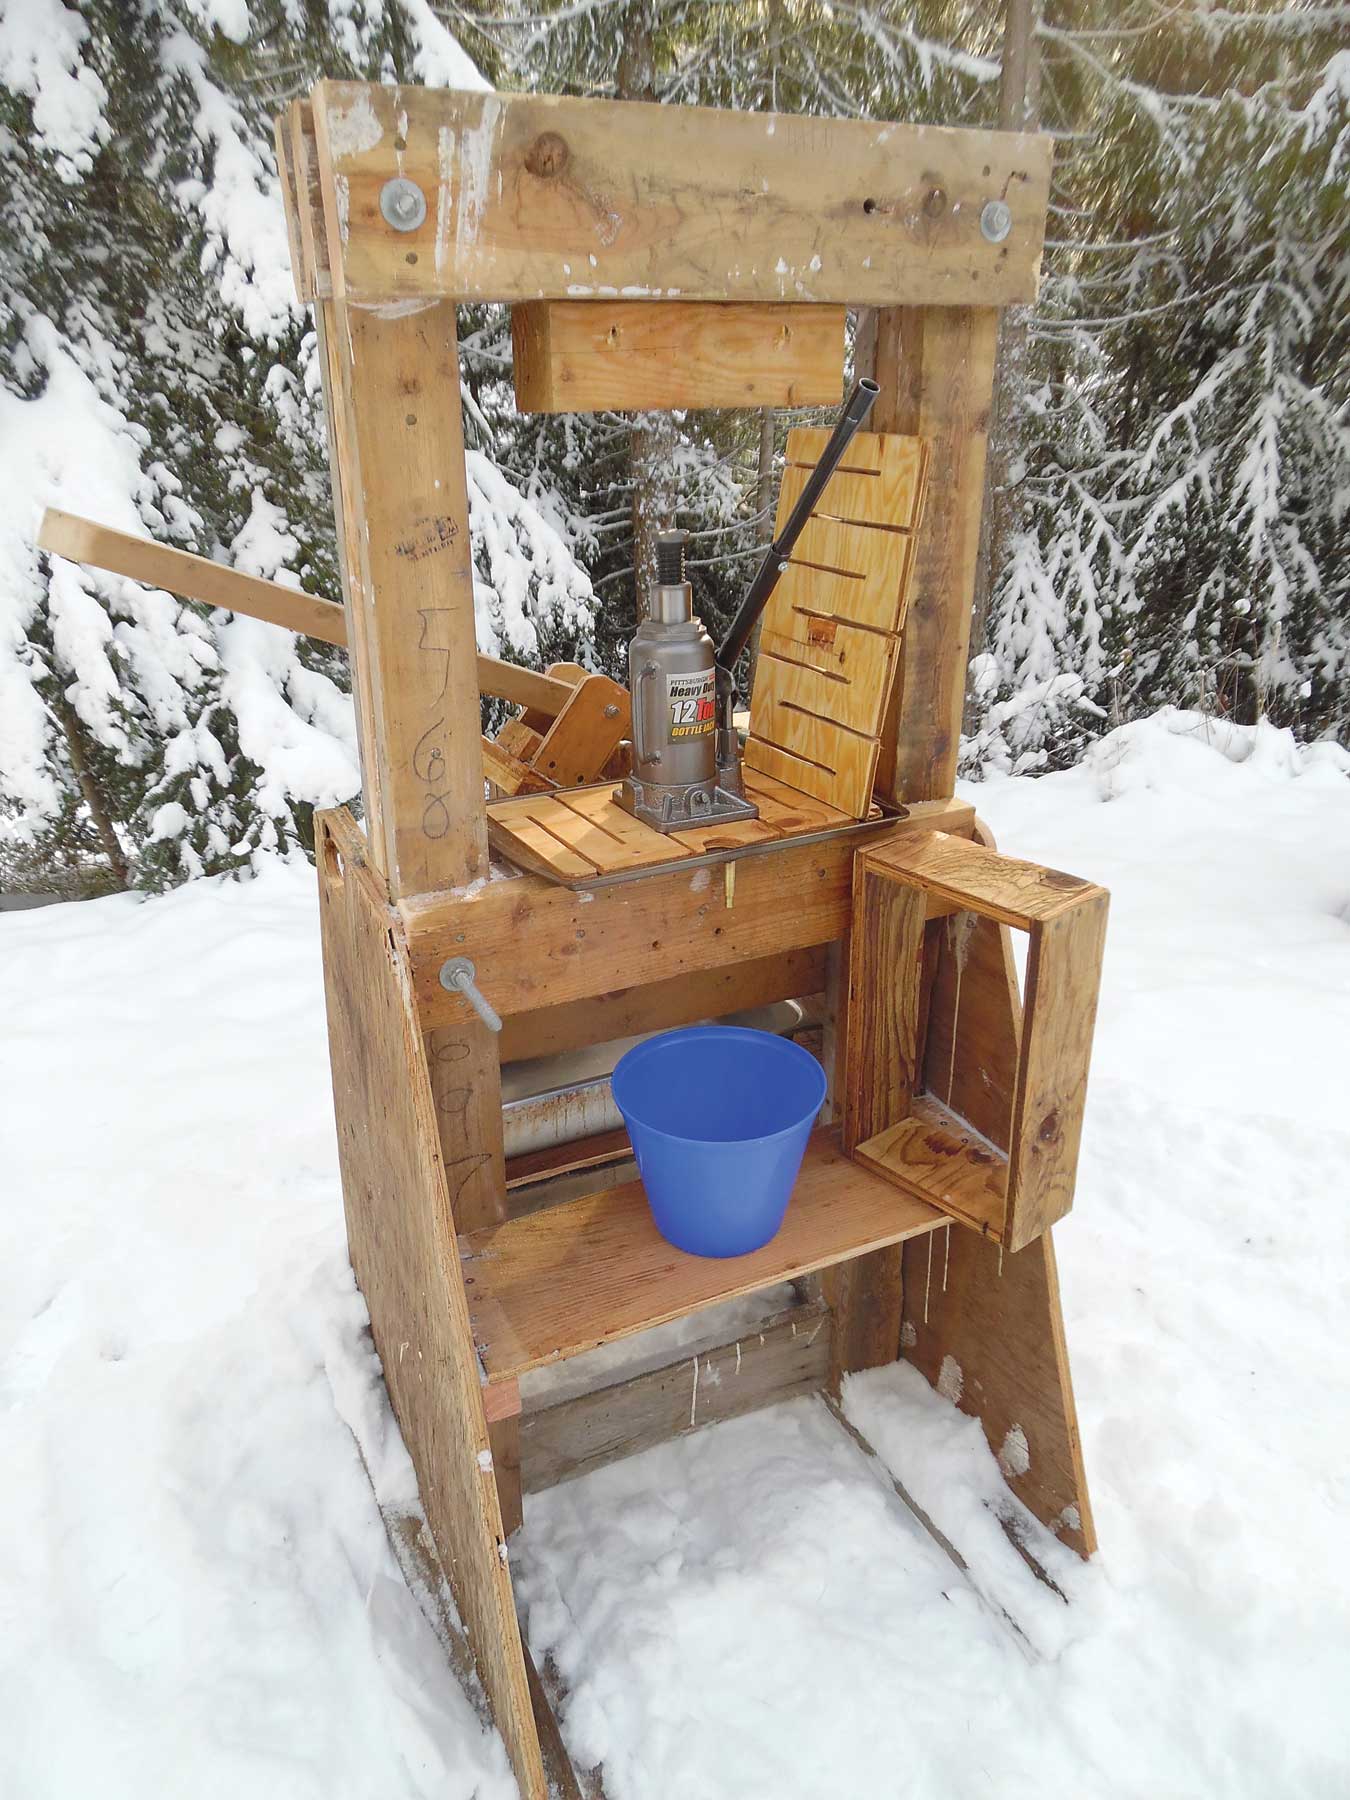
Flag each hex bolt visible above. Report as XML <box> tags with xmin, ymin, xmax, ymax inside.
<box><xmin>980</xmin><ymin>199</ymin><xmax>1013</xmax><ymax>244</ymax></box>
<box><xmin>380</xmin><ymin>177</ymin><xmax>428</xmax><ymax>233</ymax></box>
<box><xmin>439</xmin><ymin>956</ymin><xmax>502</xmax><ymax>1033</ymax></box>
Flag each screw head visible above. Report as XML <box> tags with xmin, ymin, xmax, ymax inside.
<box><xmin>380</xmin><ymin>177</ymin><xmax>428</xmax><ymax>233</ymax></box>
<box><xmin>980</xmin><ymin>199</ymin><xmax>1013</xmax><ymax>244</ymax></box>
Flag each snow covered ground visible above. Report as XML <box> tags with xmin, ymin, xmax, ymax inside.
<box><xmin>3</xmin><ymin>710</ymin><xmax>1349</xmax><ymax>1798</ymax></box>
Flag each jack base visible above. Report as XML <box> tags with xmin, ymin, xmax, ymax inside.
<box><xmin>617</xmin><ymin>773</ymin><xmax>759</xmax><ymax>835</ymax></box>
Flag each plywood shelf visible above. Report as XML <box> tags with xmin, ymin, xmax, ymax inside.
<box><xmin>461</xmin><ymin>1128</ymin><xmax>946</xmax><ymax>1385</ymax></box>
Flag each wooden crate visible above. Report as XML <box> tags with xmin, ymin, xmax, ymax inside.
<box><xmin>845</xmin><ymin>830</ymin><xmax>1109</xmax><ymax>1252</ymax></box>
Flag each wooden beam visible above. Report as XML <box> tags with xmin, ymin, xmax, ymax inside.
<box><xmin>37</xmin><ymin>509</ymin><xmax>349</xmax><ymax>645</ymax></box>
<box><xmin>391</xmin><ymin>798</ymin><xmax>978</xmax><ymax>1030</ymax></box>
<box><xmin>498</xmin><ymin>945</ymin><xmax>827</xmax><ymax>1063</ymax></box>
<box><xmin>520</xmin><ymin>1302</ymin><xmax>832</xmax><ymax>1493</ymax></box>
<box><xmin>512</xmin><ymin>301</ymin><xmax>846</xmax><ymax>412</ymax></box>
<box><xmin>871</xmin><ymin>306</ymin><xmax>999</xmax><ymax>803</ymax></box>
<box><xmin>310</xmin><ymin>82</ymin><xmax>1051</xmax><ymax>308</ymax></box>
<box><xmin>315</xmin><ymin>816</ymin><xmax>545</xmax><ymax>1797</ymax></box>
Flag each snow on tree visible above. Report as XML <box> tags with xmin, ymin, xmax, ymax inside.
<box><xmin>0</xmin><ymin>1</ymin><xmax>599</xmax><ymax>893</ymax></box>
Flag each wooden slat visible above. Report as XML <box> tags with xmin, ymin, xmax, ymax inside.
<box><xmin>289</xmin><ymin>101</ymin><xmax>332</xmax><ymax>301</ymax></box>
<box><xmin>37</xmin><ymin>509</ymin><xmax>349</xmax><ymax>645</ymax></box>
<box><xmin>780</xmin><ymin>430</ymin><xmax>926</xmax><ymax>531</ymax></box>
<box><xmin>520</xmin><ymin>1302</ymin><xmax>832</xmax><ymax>1493</ymax></box>
<box><xmin>866</xmin><ymin>830</ymin><xmax>1106</xmax><ymax>932</ymax></box>
<box><xmin>499</xmin><ymin>945</ymin><xmax>827</xmax><ymax>1063</ymax></box>
<box><xmin>463</xmin><ymin>1129</ymin><xmax>946</xmax><ymax>1383</ymax></box>
<box><xmin>408</xmin><ymin>797</ymin><xmax>978</xmax><ymax>1027</ymax></box>
<box><xmin>480</xmin><ymin>736</ymin><xmax>554</xmax><ymax>797</ymax></box>
<box><xmin>483</xmin><ymin>802</ymin><xmax>599</xmax><ymax>881</ymax></box>
<box><xmin>742</xmin><ymin>727</ymin><xmax>879</xmax><ymax>819</ymax></box>
<box><xmin>1006</xmin><ymin>892</ymin><xmax>1108</xmax><ymax>1251</ymax></box>
<box><xmin>855</xmin><ymin>1094</ymin><xmax>1008</xmax><ymax>1240</ymax></box>
<box><xmin>540</xmin><ymin>789</ymin><xmax>688</xmax><ymax>872</ymax></box>
<box><xmin>842</xmin><ymin>859</ymin><xmax>926</xmax><ymax>1155</ymax></box>
<box><xmin>311</xmin><ymin>83</ymin><xmax>1052</xmax><ymax>307</ymax></box>
<box><xmin>759</xmin><ymin>611</ymin><xmax>900</xmax><ymax>687</ymax></box>
<box><xmin>273</xmin><ymin>108</ymin><xmax>314</xmax><ymax>304</ymax></box>
<box><xmin>873</xmin><ymin>306</ymin><xmax>999</xmax><ymax>804</ymax></box>
<box><xmin>753</xmin><ymin>643</ymin><xmax>897</xmax><ymax>739</ymax></box>
<box><xmin>512</xmin><ymin>301</ymin><xmax>846</xmax><ymax>412</ymax></box>
<box><xmin>315</xmin><ymin>816</ymin><xmax>545</xmax><ymax>1799</ymax></box>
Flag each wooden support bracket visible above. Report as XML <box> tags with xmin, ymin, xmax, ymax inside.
<box><xmin>846</xmin><ymin>830</ymin><xmax>1108</xmax><ymax>1251</ymax></box>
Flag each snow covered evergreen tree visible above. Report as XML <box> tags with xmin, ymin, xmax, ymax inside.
<box><xmin>0</xmin><ymin>0</ymin><xmax>598</xmax><ymax>892</ymax></box>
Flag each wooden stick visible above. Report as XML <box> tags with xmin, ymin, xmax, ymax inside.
<box><xmin>36</xmin><ymin>507</ymin><xmax>577</xmax><ymax>716</ymax></box>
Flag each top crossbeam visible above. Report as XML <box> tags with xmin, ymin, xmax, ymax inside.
<box><xmin>307</xmin><ymin>82</ymin><xmax>1052</xmax><ymax>308</ymax></box>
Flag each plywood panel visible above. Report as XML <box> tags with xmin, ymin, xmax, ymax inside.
<box><xmin>742</xmin><ymin>726</ymin><xmax>880</xmax><ymax>818</ymax></box>
<box><xmin>463</xmin><ymin>1130</ymin><xmax>946</xmax><ymax>1383</ymax></box>
<box><xmin>779</xmin><ymin>436</ymin><xmax>926</xmax><ymax>532</ymax></box>
<box><xmin>901</xmin><ymin>1227</ymin><xmax>1096</xmax><ymax>1559</ymax></box>
<box><xmin>513</xmin><ymin>301</ymin><xmax>845</xmax><ymax>412</ymax></box>
<box><xmin>1006</xmin><ymin>892</ymin><xmax>1108</xmax><ymax>1252</ymax></box>
<box><xmin>521</xmin><ymin>1303</ymin><xmax>831</xmax><ymax>1493</ymax></box>
<box><xmin>312</xmin><ymin>82</ymin><xmax>1052</xmax><ymax>307</ymax></box>
<box><xmin>855</xmin><ymin>1095</ymin><xmax>1008</xmax><ymax>1239</ymax></box>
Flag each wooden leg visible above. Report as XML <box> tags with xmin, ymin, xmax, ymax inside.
<box><xmin>490</xmin><ymin>1417</ymin><xmax>524</xmax><ymax>1537</ymax></box>
<box><xmin>317</xmin><ymin>816</ymin><xmax>546</xmax><ymax>1799</ymax></box>
<box><xmin>901</xmin><ymin>1225</ymin><xmax>1095</xmax><ymax>1557</ymax></box>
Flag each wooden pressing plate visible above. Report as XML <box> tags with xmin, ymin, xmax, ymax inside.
<box><xmin>487</xmin><ymin>767</ymin><xmax>892</xmax><ymax>889</ymax></box>
<box><xmin>461</xmin><ymin>1127</ymin><xmax>946</xmax><ymax>1385</ymax></box>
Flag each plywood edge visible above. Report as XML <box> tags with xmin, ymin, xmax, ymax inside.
<box><xmin>315</xmin><ymin>812</ymin><xmax>546</xmax><ymax>1797</ymax></box>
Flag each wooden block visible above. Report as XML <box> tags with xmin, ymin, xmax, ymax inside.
<box><xmin>742</xmin><ymin>727</ymin><xmax>879</xmax><ymax>819</ymax></box>
<box><xmin>493</xmin><ymin>719</ymin><xmax>545</xmax><ymax>764</ymax></box>
<box><xmin>462</xmin><ymin>1129</ymin><xmax>946</xmax><ymax>1383</ymax></box>
<box><xmin>315</xmin><ymin>816</ymin><xmax>545</xmax><ymax>1798</ymax></box>
<box><xmin>532</xmin><ymin>673</ymin><xmax>631</xmax><ymax>787</ymax></box>
<box><xmin>400</xmin><ymin>797</ymin><xmax>978</xmax><ymax>1027</ymax></box>
<box><xmin>520</xmin><ymin>1302</ymin><xmax>832</xmax><ymax>1493</ymax></box>
<box><xmin>513</xmin><ymin>301</ymin><xmax>845</xmax><ymax>412</ymax></box>
<box><xmin>309</xmin><ymin>83</ymin><xmax>1052</xmax><ymax>307</ymax></box>
<box><xmin>480</xmin><ymin>735</ymin><xmax>554</xmax><ymax>797</ymax></box>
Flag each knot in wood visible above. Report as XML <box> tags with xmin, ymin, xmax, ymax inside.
<box><xmin>525</xmin><ymin>132</ymin><xmax>570</xmax><ymax>179</ymax></box>
<box><xmin>1038</xmin><ymin>1108</ymin><xmax>1061</xmax><ymax>1145</ymax></box>
<box><xmin>923</xmin><ymin>185</ymin><xmax>948</xmax><ymax>221</ymax></box>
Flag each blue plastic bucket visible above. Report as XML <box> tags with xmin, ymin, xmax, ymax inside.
<box><xmin>610</xmin><ymin>1026</ymin><xmax>827</xmax><ymax>1258</ymax></box>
